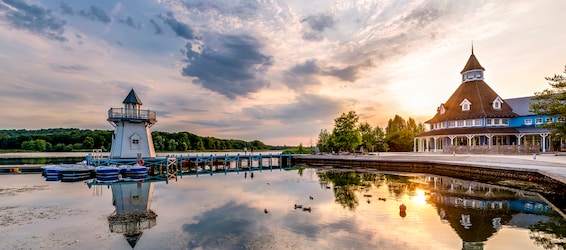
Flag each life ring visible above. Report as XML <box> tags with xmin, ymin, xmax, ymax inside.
<box><xmin>136</xmin><ymin>158</ymin><xmax>145</xmax><ymax>166</ymax></box>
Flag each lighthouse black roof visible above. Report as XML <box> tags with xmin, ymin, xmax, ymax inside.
<box><xmin>123</xmin><ymin>89</ymin><xmax>143</xmax><ymax>105</ymax></box>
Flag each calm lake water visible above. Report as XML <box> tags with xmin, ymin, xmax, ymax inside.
<box><xmin>0</xmin><ymin>167</ymin><xmax>564</xmax><ymax>250</ymax></box>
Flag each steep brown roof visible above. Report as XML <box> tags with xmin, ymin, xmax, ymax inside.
<box><xmin>460</xmin><ymin>53</ymin><xmax>484</xmax><ymax>73</ymax></box>
<box><xmin>426</xmin><ymin>80</ymin><xmax>518</xmax><ymax>123</ymax></box>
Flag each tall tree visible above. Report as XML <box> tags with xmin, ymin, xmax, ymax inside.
<box><xmin>530</xmin><ymin>65</ymin><xmax>566</xmax><ymax>140</ymax></box>
<box><xmin>332</xmin><ymin>111</ymin><xmax>361</xmax><ymax>152</ymax></box>
<box><xmin>385</xmin><ymin>115</ymin><xmax>424</xmax><ymax>151</ymax></box>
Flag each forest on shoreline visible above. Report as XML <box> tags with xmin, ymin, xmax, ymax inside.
<box><xmin>0</xmin><ymin>128</ymin><xmax>277</xmax><ymax>153</ymax></box>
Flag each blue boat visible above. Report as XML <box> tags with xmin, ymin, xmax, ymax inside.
<box><xmin>42</xmin><ymin>163</ymin><xmax>94</xmax><ymax>182</ymax></box>
<box><xmin>119</xmin><ymin>164</ymin><xmax>149</xmax><ymax>180</ymax></box>
<box><xmin>95</xmin><ymin>165</ymin><xmax>121</xmax><ymax>176</ymax></box>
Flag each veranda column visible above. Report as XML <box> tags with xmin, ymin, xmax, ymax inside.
<box><xmin>433</xmin><ymin>136</ymin><xmax>438</xmax><ymax>152</ymax></box>
<box><xmin>540</xmin><ymin>133</ymin><xmax>549</xmax><ymax>153</ymax></box>
<box><xmin>413</xmin><ymin>138</ymin><xmax>417</xmax><ymax>152</ymax></box>
<box><xmin>466</xmin><ymin>135</ymin><xmax>474</xmax><ymax>153</ymax></box>
<box><xmin>516</xmin><ymin>134</ymin><xmax>524</xmax><ymax>145</ymax></box>
<box><xmin>486</xmin><ymin>134</ymin><xmax>493</xmax><ymax>148</ymax></box>
<box><xmin>448</xmin><ymin>135</ymin><xmax>456</xmax><ymax>153</ymax></box>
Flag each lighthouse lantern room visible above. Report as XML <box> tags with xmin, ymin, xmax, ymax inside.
<box><xmin>108</xmin><ymin>89</ymin><xmax>157</xmax><ymax>159</ymax></box>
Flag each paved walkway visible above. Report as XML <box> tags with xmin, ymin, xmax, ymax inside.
<box><xmin>304</xmin><ymin>152</ymin><xmax>566</xmax><ymax>184</ymax></box>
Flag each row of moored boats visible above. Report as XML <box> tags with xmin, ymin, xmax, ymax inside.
<box><xmin>41</xmin><ymin>162</ymin><xmax>149</xmax><ymax>182</ymax></box>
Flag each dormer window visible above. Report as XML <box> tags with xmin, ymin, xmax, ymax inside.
<box><xmin>492</xmin><ymin>96</ymin><xmax>503</xmax><ymax>110</ymax></box>
<box><xmin>440</xmin><ymin>104</ymin><xmax>446</xmax><ymax>114</ymax></box>
<box><xmin>460</xmin><ymin>99</ymin><xmax>471</xmax><ymax>111</ymax></box>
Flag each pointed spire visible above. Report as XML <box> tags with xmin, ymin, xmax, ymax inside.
<box><xmin>471</xmin><ymin>41</ymin><xmax>474</xmax><ymax>55</ymax></box>
<box><xmin>122</xmin><ymin>89</ymin><xmax>143</xmax><ymax>105</ymax></box>
<box><xmin>461</xmin><ymin>49</ymin><xmax>484</xmax><ymax>73</ymax></box>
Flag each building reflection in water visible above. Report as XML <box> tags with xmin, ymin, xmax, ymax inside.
<box><xmin>415</xmin><ymin>176</ymin><xmax>554</xmax><ymax>250</ymax></box>
<box><xmin>104</xmin><ymin>181</ymin><xmax>157</xmax><ymax>248</ymax></box>
<box><xmin>318</xmin><ymin>170</ymin><xmax>563</xmax><ymax>250</ymax></box>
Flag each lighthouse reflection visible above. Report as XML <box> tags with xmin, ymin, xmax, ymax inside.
<box><xmin>89</xmin><ymin>181</ymin><xmax>157</xmax><ymax>248</ymax></box>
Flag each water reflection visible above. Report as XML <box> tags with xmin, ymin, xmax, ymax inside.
<box><xmin>89</xmin><ymin>181</ymin><xmax>157</xmax><ymax>248</ymax></box>
<box><xmin>316</xmin><ymin>170</ymin><xmax>565</xmax><ymax>249</ymax></box>
<box><xmin>33</xmin><ymin>168</ymin><xmax>565</xmax><ymax>249</ymax></box>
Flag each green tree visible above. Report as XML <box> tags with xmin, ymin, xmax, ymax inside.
<box><xmin>530</xmin><ymin>65</ymin><xmax>566</xmax><ymax>141</ymax></box>
<box><xmin>332</xmin><ymin>111</ymin><xmax>361</xmax><ymax>152</ymax></box>
<box><xmin>385</xmin><ymin>115</ymin><xmax>424</xmax><ymax>152</ymax></box>
<box><xmin>374</xmin><ymin>126</ymin><xmax>388</xmax><ymax>152</ymax></box>
<box><xmin>316</xmin><ymin>129</ymin><xmax>334</xmax><ymax>153</ymax></box>
<box><xmin>167</xmin><ymin>139</ymin><xmax>178</xmax><ymax>151</ymax></box>
<box><xmin>83</xmin><ymin>136</ymin><xmax>94</xmax><ymax>149</ymax></box>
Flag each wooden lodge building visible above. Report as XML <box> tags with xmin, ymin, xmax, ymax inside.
<box><xmin>414</xmin><ymin>49</ymin><xmax>555</xmax><ymax>154</ymax></box>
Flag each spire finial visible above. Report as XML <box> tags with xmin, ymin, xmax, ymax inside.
<box><xmin>471</xmin><ymin>40</ymin><xmax>474</xmax><ymax>55</ymax></box>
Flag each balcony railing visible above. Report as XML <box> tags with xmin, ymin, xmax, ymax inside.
<box><xmin>108</xmin><ymin>108</ymin><xmax>157</xmax><ymax>123</ymax></box>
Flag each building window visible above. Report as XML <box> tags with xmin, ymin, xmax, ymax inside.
<box><xmin>457</xmin><ymin>120</ymin><xmax>464</xmax><ymax>127</ymax></box>
<box><xmin>475</xmin><ymin>72</ymin><xmax>482</xmax><ymax>78</ymax></box>
<box><xmin>467</xmin><ymin>72</ymin><xmax>473</xmax><ymax>79</ymax></box>
<box><xmin>525</xmin><ymin>119</ymin><xmax>532</xmax><ymax>125</ymax></box>
<box><xmin>448</xmin><ymin>121</ymin><xmax>455</xmax><ymax>127</ymax></box>
<box><xmin>502</xmin><ymin>118</ymin><xmax>508</xmax><ymax>125</ymax></box>
<box><xmin>465</xmin><ymin>120</ymin><xmax>473</xmax><ymax>126</ymax></box>
<box><xmin>492</xmin><ymin>97</ymin><xmax>503</xmax><ymax>110</ymax></box>
<box><xmin>545</xmin><ymin>117</ymin><xmax>553</xmax><ymax>123</ymax></box>
<box><xmin>535</xmin><ymin>118</ymin><xmax>543</xmax><ymax>124</ymax></box>
<box><xmin>486</xmin><ymin>119</ymin><xmax>492</xmax><ymax>125</ymax></box>
<box><xmin>460</xmin><ymin>99</ymin><xmax>471</xmax><ymax>111</ymax></box>
<box><xmin>130</xmin><ymin>134</ymin><xmax>141</xmax><ymax>150</ymax></box>
<box><xmin>474</xmin><ymin>119</ymin><xmax>482</xmax><ymax>126</ymax></box>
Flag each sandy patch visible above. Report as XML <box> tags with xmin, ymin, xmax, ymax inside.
<box><xmin>0</xmin><ymin>184</ymin><xmax>49</xmax><ymax>196</ymax></box>
<box><xmin>0</xmin><ymin>205</ymin><xmax>88</xmax><ymax>227</ymax></box>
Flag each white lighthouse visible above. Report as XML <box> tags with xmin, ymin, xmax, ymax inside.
<box><xmin>108</xmin><ymin>89</ymin><xmax>157</xmax><ymax>159</ymax></box>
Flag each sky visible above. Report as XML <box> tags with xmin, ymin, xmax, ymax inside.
<box><xmin>1</xmin><ymin>0</ymin><xmax>565</xmax><ymax>146</ymax></box>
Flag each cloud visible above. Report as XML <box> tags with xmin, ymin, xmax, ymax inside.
<box><xmin>181</xmin><ymin>201</ymin><xmax>270</xmax><ymax>249</ymax></box>
<box><xmin>181</xmin><ymin>34</ymin><xmax>273</xmax><ymax>99</ymax></box>
<box><xmin>149</xmin><ymin>19</ymin><xmax>162</xmax><ymax>35</ymax></box>
<box><xmin>118</xmin><ymin>16</ymin><xmax>139</xmax><ymax>29</ymax></box>
<box><xmin>60</xmin><ymin>2</ymin><xmax>73</xmax><ymax>15</ymax></box>
<box><xmin>243</xmin><ymin>93</ymin><xmax>342</xmax><ymax>122</ymax></box>
<box><xmin>0</xmin><ymin>0</ymin><xmax>67</xmax><ymax>41</ymax></box>
<box><xmin>78</xmin><ymin>5</ymin><xmax>111</xmax><ymax>24</ymax></box>
<box><xmin>159</xmin><ymin>12</ymin><xmax>198</xmax><ymax>40</ymax></box>
<box><xmin>183</xmin><ymin>0</ymin><xmax>259</xmax><ymax>20</ymax></box>
<box><xmin>301</xmin><ymin>13</ymin><xmax>336</xmax><ymax>41</ymax></box>
<box><xmin>324</xmin><ymin>59</ymin><xmax>373</xmax><ymax>82</ymax></box>
<box><xmin>284</xmin><ymin>59</ymin><xmax>373</xmax><ymax>89</ymax></box>
<box><xmin>49</xmin><ymin>63</ymin><xmax>89</xmax><ymax>73</ymax></box>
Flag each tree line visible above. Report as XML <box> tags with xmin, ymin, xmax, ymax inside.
<box><xmin>0</xmin><ymin>128</ymin><xmax>271</xmax><ymax>152</ymax></box>
<box><xmin>316</xmin><ymin>111</ymin><xmax>425</xmax><ymax>153</ymax></box>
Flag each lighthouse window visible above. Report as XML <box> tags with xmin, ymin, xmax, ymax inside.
<box><xmin>131</xmin><ymin>138</ymin><xmax>140</xmax><ymax>150</ymax></box>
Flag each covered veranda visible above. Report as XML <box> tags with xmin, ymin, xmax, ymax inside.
<box><xmin>414</xmin><ymin>127</ymin><xmax>551</xmax><ymax>154</ymax></box>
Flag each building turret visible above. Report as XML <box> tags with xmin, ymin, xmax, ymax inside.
<box><xmin>108</xmin><ymin>89</ymin><xmax>157</xmax><ymax>159</ymax></box>
<box><xmin>461</xmin><ymin>46</ymin><xmax>485</xmax><ymax>83</ymax></box>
